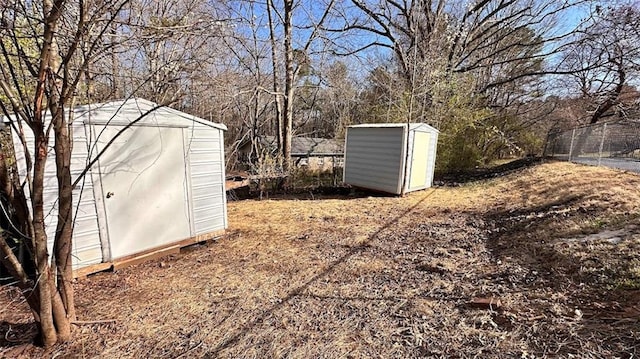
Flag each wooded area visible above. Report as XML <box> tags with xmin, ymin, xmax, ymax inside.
<box><xmin>1</xmin><ymin>0</ymin><xmax>640</xmax><ymax>346</ymax></box>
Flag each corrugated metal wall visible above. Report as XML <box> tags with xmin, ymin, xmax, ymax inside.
<box><xmin>344</xmin><ymin>127</ymin><xmax>405</xmax><ymax>194</ymax></box>
<box><xmin>12</xmin><ymin>121</ymin><xmax>103</xmax><ymax>269</ymax></box>
<box><xmin>69</xmin><ymin>122</ymin><xmax>104</xmax><ymax>267</ymax></box>
<box><xmin>186</xmin><ymin>123</ymin><xmax>227</xmax><ymax>235</ymax></box>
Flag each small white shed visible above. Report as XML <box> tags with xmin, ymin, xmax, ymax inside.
<box><xmin>343</xmin><ymin>123</ymin><xmax>439</xmax><ymax>195</ymax></box>
<box><xmin>10</xmin><ymin>98</ymin><xmax>227</xmax><ymax>274</ymax></box>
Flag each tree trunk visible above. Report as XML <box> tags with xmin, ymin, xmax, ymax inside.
<box><xmin>52</xmin><ymin>104</ymin><xmax>77</xmax><ymax>327</ymax></box>
<box><xmin>31</xmin><ymin>0</ymin><xmax>73</xmax><ymax>345</ymax></box>
<box><xmin>589</xmin><ymin>60</ymin><xmax>625</xmax><ymax>124</ymax></box>
<box><xmin>31</xmin><ymin>132</ymin><xmax>58</xmax><ymax>347</ymax></box>
<box><xmin>282</xmin><ymin>0</ymin><xmax>294</xmax><ymax>184</ymax></box>
<box><xmin>267</xmin><ymin>0</ymin><xmax>284</xmax><ymax>157</ymax></box>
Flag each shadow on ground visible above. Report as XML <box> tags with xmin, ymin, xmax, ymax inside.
<box><xmin>0</xmin><ymin>321</ymin><xmax>38</xmax><ymax>348</ymax></box>
<box><xmin>482</xmin><ymin>181</ymin><xmax>640</xmax><ymax>355</ymax></box>
<box><xmin>436</xmin><ymin>157</ymin><xmax>544</xmax><ymax>185</ymax></box>
<box><xmin>205</xmin><ymin>190</ymin><xmax>438</xmax><ymax>356</ymax></box>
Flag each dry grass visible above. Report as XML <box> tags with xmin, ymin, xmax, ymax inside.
<box><xmin>2</xmin><ymin>160</ymin><xmax>640</xmax><ymax>358</ymax></box>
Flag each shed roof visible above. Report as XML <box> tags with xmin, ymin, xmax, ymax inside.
<box><xmin>253</xmin><ymin>136</ymin><xmax>343</xmax><ymax>156</ymax></box>
<box><xmin>349</xmin><ymin>123</ymin><xmax>439</xmax><ymax>133</ymax></box>
<box><xmin>291</xmin><ymin>137</ymin><xmax>343</xmax><ymax>155</ymax></box>
<box><xmin>77</xmin><ymin>98</ymin><xmax>227</xmax><ymax>131</ymax></box>
<box><xmin>2</xmin><ymin>98</ymin><xmax>227</xmax><ymax>131</ymax></box>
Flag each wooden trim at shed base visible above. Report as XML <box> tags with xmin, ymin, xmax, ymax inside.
<box><xmin>73</xmin><ymin>229</ymin><xmax>225</xmax><ymax>279</ymax></box>
<box><xmin>73</xmin><ymin>262</ymin><xmax>113</xmax><ymax>280</ymax></box>
<box><xmin>112</xmin><ymin>245</ymin><xmax>181</xmax><ymax>271</ymax></box>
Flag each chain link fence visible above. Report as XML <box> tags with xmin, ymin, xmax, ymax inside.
<box><xmin>544</xmin><ymin>121</ymin><xmax>640</xmax><ymax>173</ymax></box>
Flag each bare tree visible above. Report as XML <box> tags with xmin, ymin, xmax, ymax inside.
<box><xmin>310</xmin><ymin>61</ymin><xmax>359</xmax><ymax>138</ymax></box>
<box><xmin>270</xmin><ymin>0</ymin><xmax>336</xmax><ymax>181</ymax></box>
<box><xmin>330</xmin><ymin>0</ymin><xmax>590</xmax><ymax>98</ymax></box>
<box><xmin>224</xmin><ymin>0</ymin><xmax>336</xmax><ymax>183</ymax></box>
<box><xmin>0</xmin><ymin>0</ymin><xmax>229</xmax><ymax>345</ymax></box>
<box><xmin>561</xmin><ymin>3</ymin><xmax>640</xmax><ymax>124</ymax></box>
<box><xmin>0</xmin><ymin>0</ymin><xmax>139</xmax><ymax>345</ymax></box>
<box><xmin>325</xmin><ymin>0</ymin><xmax>591</xmax><ymax>170</ymax></box>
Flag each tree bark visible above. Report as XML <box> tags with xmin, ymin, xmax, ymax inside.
<box><xmin>31</xmin><ymin>0</ymin><xmax>73</xmax><ymax>345</ymax></box>
<box><xmin>267</xmin><ymin>0</ymin><xmax>284</xmax><ymax>157</ymax></box>
<box><xmin>52</xmin><ymin>103</ymin><xmax>77</xmax><ymax>327</ymax></box>
<box><xmin>282</xmin><ymin>0</ymin><xmax>294</xmax><ymax>182</ymax></box>
<box><xmin>31</xmin><ymin>133</ymin><xmax>58</xmax><ymax>347</ymax></box>
<box><xmin>46</xmin><ymin>0</ymin><xmax>75</xmax><ymax>339</ymax></box>
<box><xmin>589</xmin><ymin>59</ymin><xmax>626</xmax><ymax>124</ymax></box>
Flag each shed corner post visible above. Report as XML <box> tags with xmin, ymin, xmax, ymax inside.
<box><xmin>220</xmin><ymin>128</ymin><xmax>228</xmax><ymax>229</ymax></box>
<box><xmin>342</xmin><ymin>128</ymin><xmax>349</xmax><ymax>184</ymax></box>
<box><xmin>400</xmin><ymin>123</ymin><xmax>411</xmax><ymax>196</ymax></box>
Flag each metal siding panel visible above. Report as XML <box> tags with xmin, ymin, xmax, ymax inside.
<box><xmin>187</xmin><ymin>125</ymin><xmax>226</xmax><ymax>235</ymax></box>
<box><xmin>191</xmin><ymin>174</ymin><xmax>223</xmax><ymax>187</ymax></box>
<box><xmin>345</xmin><ymin>163</ymin><xmax>402</xmax><ymax>176</ymax></box>
<box><xmin>193</xmin><ymin>208</ymin><xmax>226</xmax><ymax>233</ymax></box>
<box><xmin>190</xmin><ymin>161</ymin><xmax>224</xmax><ymax>175</ymax></box>
<box><xmin>345</xmin><ymin>174</ymin><xmax>401</xmax><ymax>189</ymax></box>
<box><xmin>192</xmin><ymin>193</ymin><xmax>225</xmax><ymax>210</ymax></box>
<box><xmin>344</xmin><ymin>127</ymin><xmax>405</xmax><ymax>194</ymax></box>
<box><xmin>11</xmin><ymin>121</ymin><xmax>103</xmax><ymax>269</ymax></box>
<box><xmin>71</xmin><ymin>123</ymin><xmax>103</xmax><ymax>268</ymax></box>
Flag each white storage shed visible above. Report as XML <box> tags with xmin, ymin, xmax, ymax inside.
<box><xmin>10</xmin><ymin>98</ymin><xmax>227</xmax><ymax>275</ymax></box>
<box><xmin>343</xmin><ymin>123</ymin><xmax>439</xmax><ymax>195</ymax></box>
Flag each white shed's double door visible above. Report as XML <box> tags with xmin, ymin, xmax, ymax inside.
<box><xmin>95</xmin><ymin>125</ymin><xmax>191</xmax><ymax>259</ymax></box>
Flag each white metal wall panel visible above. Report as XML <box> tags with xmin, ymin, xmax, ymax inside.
<box><xmin>79</xmin><ymin>98</ymin><xmax>226</xmax><ymax>131</ymax></box>
<box><xmin>70</xmin><ymin>122</ymin><xmax>103</xmax><ymax>267</ymax></box>
<box><xmin>186</xmin><ymin>123</ymin><xmax>227</xmax><ymax>234</ymax></box>
<box><xmin>344</xmin><ymin>127</ymin><xmax>405</xmax><ymax>194</ymax></box>
<box><xmin>11</xmin><ymin>120</ymin><xmax>103</xmax><ymax>269</ymax></box>
<box><xmin>405</xmin><ymin>129</ymin><xmax>415</xmax><ymax>191</ymax></box>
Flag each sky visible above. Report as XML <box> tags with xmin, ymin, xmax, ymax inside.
<box><xmin>223</xmin><ymin>0</ymin><xmax>619</xmax><ymax>90</ymax></box>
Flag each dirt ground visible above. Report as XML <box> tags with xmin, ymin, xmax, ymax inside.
<box><xmin>1</xmin><ymin>160</ymin><xmax>640</xmax><ymax>358</ymax></box>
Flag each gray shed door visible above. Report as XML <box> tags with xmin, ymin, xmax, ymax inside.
<box><xmin>96</xmin><ymin>125</ymin><xmax>191</xmax><ymax>259</ymax></box>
